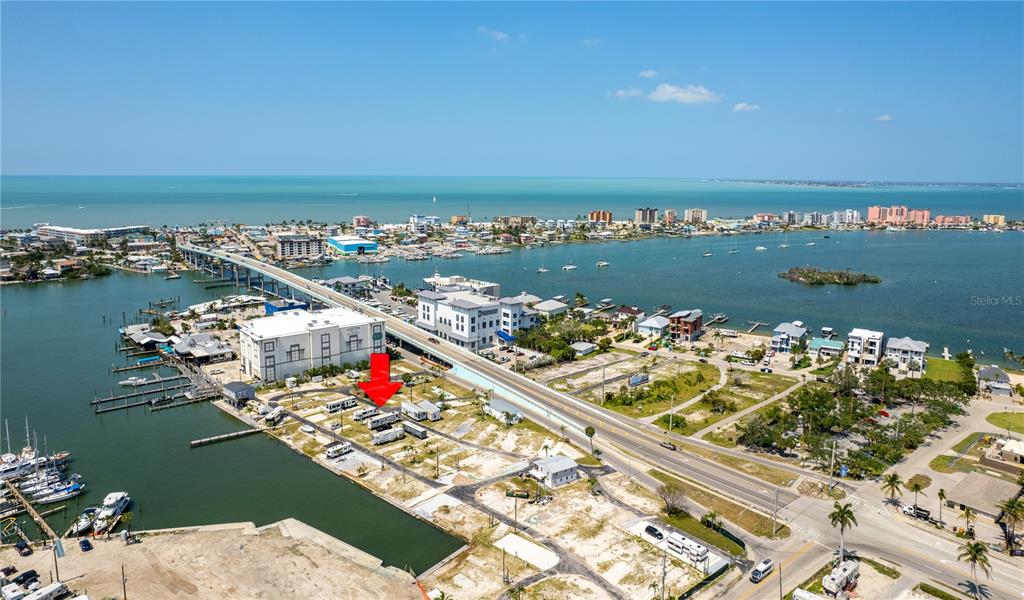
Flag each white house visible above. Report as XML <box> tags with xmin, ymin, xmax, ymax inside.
<box><xmin>884</xmin><ymin>336</ymin><xmax>929</xmax><ymax>372</ymax></box>
<box><xmin>483</xmin><ymin>398</ymin><xmax>523</xmax><ymax>425</ymax></box>
<box><xmin>571</xmin><ymin>341</ymin><xmax>598</xmax><ymax>357</ymax></box>
<box><xmin>416</xmin><ymin>288</ymin><xmax>501</xmax><ymax>352</ymax></box>
<box><xmin>499</xmin><ymin>292</ymin><xmax>541</xmax><ymax>335</ymax></box>
<box><xmin>771</xmin><ymin>321</ymin><xmax>808</xmax><ymax>353</ymax></box>
<box><xmin>637</xmin><ymin>315</ymin><xmax>670</xmax><ymax>338</ymax></box>
<box><xmin>846</xmin><ymin>328</ymin><xmax>884</xmax><ymax>366</ymax></box>
<box><xmin>528</xmin><ymin>455</ymin><xmax>579</xmax><ymax>488</ymax></box>
<box><xmin>533</xmin><ymin>299</ymin><xmax>569</xmax><ymax>318</ymax></box>
<box><xmin>238</xmin><ymin>308</ymin><xmax>385</xmax><ymax>382</ymax></box>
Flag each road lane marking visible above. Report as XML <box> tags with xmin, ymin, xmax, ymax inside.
<box><xmin>735</xmin><ymin>541</ymin><xmax>816</xmax><ymax>600</ymax></box>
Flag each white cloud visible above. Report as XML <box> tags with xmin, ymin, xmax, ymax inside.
<box><xmin>476</xmin><ymin>26</ymin><xmax>509</xmax><ymax>42</ymax></box>
<box><xmin>875</xmin><ymin>113</ymin><xmax>893</xmax><ymax>122</ymax></box>
<box><xmin>610</xmin><ymin>88</ymin><xmax>644</xmax><ymax>100</ymax></box>
<box><xmin>732</xmin><ymin>102</ymin><xmax>760</xmax><ymax>112</ymax></box>
<box><xmin>580</xmin><ymin>38</ymin><xmax>602</xmax><ymax>47</ymax></box>
<box><xmin>648</xmin><ymin>83</ymin><xmax>722</xmax><ymax>105</ymax></box>
<box><xmin>639</xmin><ymin>69</ymin><xmax>658</xmax><ymax>78</ymax></box>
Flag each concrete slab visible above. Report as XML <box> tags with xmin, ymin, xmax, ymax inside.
<box><xmin>493</xmin><ymin>533</ymin><xmax>560</xmax><ymax>570</ymax></box>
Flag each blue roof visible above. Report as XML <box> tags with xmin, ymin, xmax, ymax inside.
<box><xmin>496</xmin><ymin>330</ymin><xmax>516</xmax><ymax>342</ymax></box>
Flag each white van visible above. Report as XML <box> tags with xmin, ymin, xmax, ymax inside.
<box><xmin>750</xmin><ymin>558</ymin><xmax>774</xmax><ymax>583</ymax></box>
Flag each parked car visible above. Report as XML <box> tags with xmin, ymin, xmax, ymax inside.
<box><xmin>12</xmin><ymin>570</ymin><xmax>38</xmax><ymax>586</ymax></box>
<box><xmin>741</xmin><ymin>360</ymin><xmax>756</xmax><ymax>367</ymax></box>
<box><xmin>660</xmin><ymin>441</ymin><xmax>677</xmax><ymax>451</ymax></box>
<box><xmin>698</xmin><ymin>358</ymin><xmax>709</xmax><ymax>363</ymax></box>
<box><xmin>647</xmin><ymin>345</ymin><xmax>658</xmax><ymax>351</ymax></box>
<box><xmin>1</xmin><ymin>566</ymin><xmax>16</xmax><ymax>576</ymax></box>
<box><xmin>645</xmin><ymin>525</ymin><xmax>664</xmax><ymax>540</ymax></box>
<box><xmin>78</xmin><ymin>539</ymin><xmax>93</xmax><ymax>552</ymax></box>
<box><xmin>749</xmin><ymin>559</ymin><xmax>774</xmax><ymax>583</ymax></box>
<box><xmin>760</xmin><ymin>367</ymin><xmax>773</xmax><ymax>373</ymax></box>
<box><xmin>14</xmin><ymin>541</ymin><xmax>31</xmax><ymax>557</ymax></box>
<box><xmin>639</xmin><ymin>351</ymin><xmax>649</xmax><ymax>357</ymax></box>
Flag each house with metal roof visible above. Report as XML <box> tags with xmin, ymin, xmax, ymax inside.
<box><xmin>533</xmin><ymin>299</ymin><xmax>569</xmax><ymax>318</ymax></box>
<box><xmin>809</xmin><ymin>337</ymin><xmax>845</xmax><ymax>359</ymax></box>
<box><xmin>771</xmin><ymin>321</ymin><xmax>808</xmax><ymax>353</ymax></box>
<box><xmin>884</xmin><ymin>336</ymin><xmax>929</xmax><ymax>373</ymax></box>
<box><xmin>528</xmin><ymin>455</ymin><xmax>580</xmax><ymax>488</ymax></box>
<box><xmin>637</xmin><ymin>315</ymin><xmax>670</xmax><ymax>338</ymax></box>
<box><xmin>483</xmin><ymin>398</ymin><xmax>523</xmax><ymax>425</ymax></box>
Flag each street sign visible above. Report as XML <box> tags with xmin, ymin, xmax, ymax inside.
<box><xmin>839</xmin><ymin>464</ymin><xmax>849</xmax><ymax>477</ymax></box>
<box><xmin>54</xmin><ymin>539</ymin><xmax>65</xmax><ymax>559</ymax></box>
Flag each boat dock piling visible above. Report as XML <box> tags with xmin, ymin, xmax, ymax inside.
<box><xmin>95</xmin><ymin>398</ymin><xmax>159</xmax><ymax>414</ymax></box>
<box><xmin>4</xmin><ymin>480</ymin><xmax>57</xmax><ymax>540</ymax></box>
<box><xmin>111</xmin><ymin>360</ymin><xmax>168</xmax><ymax>373</ymax></box>
<box><xmin>150</xmin><ymin>389</ymin><xmax>219</xmax><ymax>412</ymax></box>
<box><xmin>746</xmin><ymin>320</ymin><xmax>768</xmax><ymax>333</ymax></box>
<box><xmin>705</xmin><ymin>314</ymin><xmax>728</xmax><ymax>326</ymax></box>
<box><xmin>189</xmin><ymin>428</ymin><xmax>263</xmax><ymax>448</ymax></box>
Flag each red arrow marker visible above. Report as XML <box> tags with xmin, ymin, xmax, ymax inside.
<box><xmin>358</xmin><ymin>353</ymin><xmax>403</xmax><ymax>408</ymax></box>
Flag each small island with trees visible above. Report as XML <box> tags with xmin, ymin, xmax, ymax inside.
<box><xmin>778</xmin><ymin>266</ymin><xmax>881</xmax><ymax>286</ymax></box>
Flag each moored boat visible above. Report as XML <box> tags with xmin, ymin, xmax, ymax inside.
<box><xmin>69</xmin><ymin>506</ymin><xmax>101</xmax><ymax>536</ymax></box>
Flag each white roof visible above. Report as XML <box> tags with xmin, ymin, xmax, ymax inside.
<box><xmin>239</xmin><ymin>308</ymin><xmax>381</xmax><ymax>339</ymax></box>
<box><xmin>533</xmin><ymin>455</ymin><xmax>578</xmax><ymax>473</ymax></box>
<box><xmin>443</xmin><ymin>289</ymin><xmax>499</xmax><ymax>309</ymax></box>
<box><xmin>638</xmin><ymin>315</ymin><xmax>670</xmax><ymax>328</ymax></box>
<box><xmin>886</xmin><ymin>336</ymin><xmax>928</xmax><ymax>353</ymax></box>
<box><xmin>534</xmin><ymin>299</ymin><xmax>568</xmax><ymax>312</ymax></box>
<box><xmin>1002</xmin><ymin>439</ymin><xmax>1024</xmax><ymax>455</ymax></box>
<box><xmin>849</xmin><ymin>328</ymin><xmax>883</xmax><ymax>340</ymax></box>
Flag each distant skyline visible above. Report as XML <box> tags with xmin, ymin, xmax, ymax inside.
<box><xmin>2</xmin><ymin>2</ymin><xmax>1021</xmax><ymax>182</ymax></box>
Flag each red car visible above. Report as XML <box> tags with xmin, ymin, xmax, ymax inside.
<box><xmin>647</xmin><ymin>345</ymin><xmax>658</xmax><ymax>351</ymax></box>
<box><xmin>878</xmin><ymin>410</ymin><xmax>890</xmax><ymax>417</ymax></box>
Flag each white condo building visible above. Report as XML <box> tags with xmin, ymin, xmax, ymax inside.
<box><xmin>272</xmin><ymin>234</ymin><xmax>324</xmax><ymax>260</ymax></box>
<box><xmin>846</xmin><ymin>328</ymin><xmax>885</xmax><ymax>366</ymax></box>
<box><xmin>416</xmin><ymin>289</ymin><xmax>501</xmax><ymax>351</ymax></box>
<box><xmin>238</xmin><ymin>308</ymin><xmax>385</xmax><ymax>382</ymax></box>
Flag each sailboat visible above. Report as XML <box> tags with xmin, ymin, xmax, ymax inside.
<box><xmin>729</xmin><ymin>239</ymin><xmax>740</xmax><ymax>254</ymax></box>
<box><xmin>780</xmin><ymin>233</ymin><xmax>791</xmax><ymax>249</ymax></box>
<box><xmin>702</xmin><ymin>249</ymin><xmax>713</xmax><ymax>257</ymax></box>
<box><xmin>562</xmin><ymin>255</ymin><xmax>578</xmax><ymax>270</ymax></box>
<box><xmin>755</xmin><ymin>245</ymin><xmax>767</xmax><ymax>252</ymax></box>
<box><xmin>596</xmin><ymin>248</ymin><xmax>610</xmax><ymax>267</ymax></box>
<box><xmin>536</xmin><ymin>258</ymin><xmax>549</xmax><ymax>273</ymax></box>
<box><xmin>805</xmin><ymin>240</ymin><xmax>816</xmax><ymax>246</ymax></box>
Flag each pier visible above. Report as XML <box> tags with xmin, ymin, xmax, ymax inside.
<box><xmin>91</xmin><ymin>381</ymin><xmax>192</xmax><ymax>405</ymax></box>
<box><xmin>4</xmin><ymin>480</ymin><xmax>57</xmax><ymax>540</ymax></box>
<box><xmin>150</xmin><ymin>389</ymin><xmax>220</xmax><ymax>411</ymax></box>
<box><xmin>95</xmin><ymin>398</ymin><xmax>160</xmax><ymax>414</ymax></box>
<box><xmin>189</xmin><ymin>428</ymin><xmax>263</xmax><ymax>448</ymax></box>
<box><xmin>746</xmin><ymin>320</ymin><xmax>768</xmax><ymax>333</ymax></box>
<box><xmin>705</xmin><ymin>314</ymin><xmax>729</xmax><ymax>326</ymax></box>
<box><xmin>112</xmin><ymin>360</ymin><xmax>168</xmax><ymax>373</ymax></box>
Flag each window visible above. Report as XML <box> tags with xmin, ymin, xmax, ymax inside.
<box><xmin>286</xmin><ymin>344</ymin><xmax>305</xmax><ymax>362</ymax></box>
<box><xmin>263</xmin><ymin>341</ymin><xmax>275</xmax><ymax>353</ymax></box>
<box><xmin>346</xmin><ymin>334</ymin><xmax>363</xmax><ymax>352</ymax></box>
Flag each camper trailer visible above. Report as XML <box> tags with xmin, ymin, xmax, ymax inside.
<box><xmin>403</xmin><ymin>421</ymin><xmax>428</xmax><ymax>439</ymax></box>
<box><xmin>366</xmin><ymin>412</ymin><xmax>400</xmax><ymax>431</ymax></box>
<box><xmin>352</xmin><ymin>407</ymin><xmax>380</xmax><ymax>421</ymax></box>
<box><xmin>264</xmin><ymin>406</ymin><xmax>285</xmax><ymax>425</ymax></box>
<box><xmin>372</xmin><ymin>428</ymin><xmax>405</xmax><ymax>445</ymax></box>
<box><xmin>326</xmin><ymin>396</ymin><xmax>358</xmax><ymax>413</ymax></box>
<box><xmin>666</xmin><ymin>532</ymin><xmax>708</xmax><ymax>562</ymax></box>
<box><xmin>324</xmin><ymin>441</ymin><xmax>353</xmax><ymax>459</ymax></box>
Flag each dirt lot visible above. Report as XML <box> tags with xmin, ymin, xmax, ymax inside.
<box><xmin>0</xmin><ymin>520</ymin><xmax>419</xmax><ymax>600</ymax></box>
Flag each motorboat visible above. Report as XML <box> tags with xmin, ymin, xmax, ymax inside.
<box><xmin>755</xmin><ymin>246</ymin><xmax>767</xmax><ymax>251</ymax></box>
<box><xmin>702</xmin><ymin>251</ymin><xmax>713</xmax><ymax>257</ymax></box>
<box><xmin>69</xmin><ymin>506</ymin><xmax>100</xmax><ymax>536</ymax></box>
<box><xmin>118</xmin><ymin>376</ymin><xmax>149</xmax><ymax>387</ymax></box>
<box><xmin>92</xmin><ymin>492</ymin><xmax>131</xmax><ymax>534</ymax></box>
<box><xmin>562</xmin><ymin>263</ymin><xmax>577</xmax><ymax>271</ymax></box>
<box><xmin>163</xmin><ymin>272</ymin><xmax>182</xmax><ymax>280</ymax></box>
<box><xmin>596</xmin><ymin>260</ymin><xmax>610</xmax><ymax>267</ymax></box>
<box><xmin>37</xmin><ymin>482</ymin><xmax>85</xmax><ymax>504</ymax></box>
<box><xmin>536</xmin><ymin>267</ymin><xmax>549</xmax><ymax>273</ymax></box>
<box><xmin>806</xmin><ymin>241</ymin><xmax>816</xmax><ymax>246</ymax></box>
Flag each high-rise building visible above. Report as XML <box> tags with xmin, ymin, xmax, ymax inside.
<box><xmin>663</xmin><ymin>209</ymin><xmax>677</xmax><ymax>225</ymax></box>
<box><xmin>683</xmin><ymin>208</ymin><xmax>708</xmax><ymax>224</ymax></box>
<box><xmin>634</xmin><ymin>207</ymin><xmax>659</xmax><ymax>224</ymax></box>
<box><xmin>783</xmin><ymin>211</ymin><xmax>803</xmax><ymax>225</ymax></box>
<box><xmin>450</xmin><ymin>215</ymin><xmax>469</xmax><ymax>226</ymax></box>
<box><xmin>935</xmin><ymin>215</ymin><xmax>972</xmax><ymax>226</ymax></box>
<box><xmin>352</xmin><ymin>215</ymin><xmax>371</xmax><ymax>228</ymax></box>
<box><xmin>867</xmin><ymin>205</ymin><xmax>930</xmax><ymax>226</ymax></box>
<box><xmin>982</xmin><ymin>214</ymin><xmax>1006</xmax><ymax>226</ymax></box>
<box><xmin>588</xmin><ymin>210</ymin><xmax>613</xmax><ymax>225</ymax></box>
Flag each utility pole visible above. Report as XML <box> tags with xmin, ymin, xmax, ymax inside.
<box><xmin>827</xmin><ymin>440</ymin><xmax>837</xmax><ymax>491</ymax></box>
<box><xmin>778</xmin><ymin>560</ymin><xmax>783</xmax><ymax>600</ymax></box>
<box><xmin>122</xmin><ymin>564</ymin><xmax>128</xmax><ymax>600</ymax></box>
<box><xmin>660</xmin><ymin>546</ymin><xmax>667</xmax><ymax>600</ymax></box>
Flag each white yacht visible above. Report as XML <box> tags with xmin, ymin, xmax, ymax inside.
<box><xmin>562</xmin><ymin>261</ymin><xmax>577</xmax><ymax>271</ymax></box>
<box><xmin>702</xmin><ymin>251</ymin><xmax>713</xmax><ymax>257</ymax></box>
<box><xmin>69</xmin><ymin>506</ymin><xmax>101</xmax><ymax>536</ymax></box>
<box><xmin>118</xmin><ymin>376</ymin><xmax>149</xmax><ymax>387</ymax></box>
<box><xmin>755</xmin><ymin>246</ymin><xmax>768</xmax><ymax>251</ymax></box>
<box><xmin>806</xmin><ymin>241</ymin><xmax>816</xmax><ymax>246</ymax></box>
<box><xmin>596</xmin><ymin>260</ymin><xmax>610</xmax><ymax>267</ymax></box>
<box><xmin>92</xmin><ymin>492</ymin><xmax>131</xmax><ymax>534</ymax></box>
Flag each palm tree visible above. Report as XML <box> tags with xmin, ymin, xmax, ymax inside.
<box><xmin>908</xmin><ymin>480</ymin><xmax>927</xmax><ymax>509</ymax></box>
<box><xmin>829</xmin><ymin>501</ymin><xmax>858</xmax><ymax>561</ymax></box>
<box><xmin>996</xmin><ymin>497</ymin><xmax>1024</xmax><ymax>551</ymax></box>
<box><xmin>938</xmin><ymin>488</ymin><xmax>947</xmax><ymax>525</ymax></box>
<box><xmin>881</xmin><ymin>473</ymin><xmax>903</xmax><ymax>504</ymax></box>
<box><xmin>962</xmin><ymin>506</ymin><xmax>977</xmax><ymax>535</ymax></box>
<box><xmin>436</xmin><ymin>592</ymin><xmax>452</xmax><ymax>600</ymax></box>
<box><xmin>957</xmin><ymin>541</ymin><xmax>991</xmax><ymax>599</ymax></box>
<box><xmin>584</xmin><ymin>425</ymin><xmax>596</xmax><ymax>453</ymax></box>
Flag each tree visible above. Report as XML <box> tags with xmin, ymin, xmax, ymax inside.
<box><xmin>828</xmin><ymin>501</ymin><xmax>857</xmax><ymax>561</ymax></box>
<box><xmin>938</xmin><ymin>488</ymin><xmax>947</xmax><ymax>525</ymax></box>
<box><xmin>657</xmin><ymin>481</ymin><xmax>687</xmax><ymax>516</ymax></box>
<box><xmin>908</xmin><ymin>480</ymin><xmax>927</xmax><ymax>509</ymax></box>
<box><xmin>957</xmin><ymin>541</ymin><xmax>991</xmax><ymax>599</ymax></box>
<box><xmin>996</xmin><ymin>497</ymin><xmax>1023</xmax><ymax>551</ymax></box>
<box><xmin>120</xmin><ymin>511</ymin><xmax>135</xmax><ymax>538</ymax></box>
<box><xmin>881</xmin><ymin>473</ymin><xmax>903</xmax><ymax>504</ymax></box>
<box><xmin>961</xmin><ymin>506</ymin><xmax>977</xmax><ymax>534</ymax></box>
<box><xmin>584</xmin><ymin>425</ymin><xmax>596</xmax><ymax>453</ymax></box>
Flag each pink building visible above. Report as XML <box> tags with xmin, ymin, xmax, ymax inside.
<box><xmin>753</xmin><ymin>213</ymin><xmax>781</xmax><ymax>223</ymax></box>
<box><xmin>352</xmin><ymin>215</ymin><xmax>371</xmax><ymax>227</ymax></box>
<box><xmin>935</xmin><ymin>215</ymin><xmax>972</xmax><ymax>226</ymax></box>
<box><xmin>866</xmin><ymin>205</ymin><xmax>931</xmax><ymax>226</ymax></box>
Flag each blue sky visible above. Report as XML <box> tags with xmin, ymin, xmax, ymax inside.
<box><xmin>2</xmin><ymin>2</ymin><xmax>1021</xmax><ymax>182</ymax></box>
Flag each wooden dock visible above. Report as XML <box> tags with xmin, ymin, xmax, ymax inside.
<box><xmin>95</xmin><ymin>398</ymin><xmax>157</xmax><ymax>414</ymax></box>
<box><xmin>746</xmin><ymin>320</ymin><xmax>768</xmax><ymax>333</ymax></box>
<box><xmin>705</xmin><ymin>314</ymin><xmax>729</xmax><ymax>326</ymax></box>
<box><xmin>91</xmin><ymin>382</ymin><xmax>191</xmax><ymax>405</ymax></box>
<box><xmin>4</xmin><ymin>480</ymin><xmax>57</xmax><ymax>540</ymax></box>
<box><xmin>190</xmin><ymin>428</ymin><xmax>262</xmax><ymax>448</ymax></box>
<box><xmin>150</xmin><ymin>391</ymin><xmax>218</xmax><ymax>412</ymax></box>
<box><xmin>112</xmin><ymin>360</ymin><xmax>168</xmax><ymax>373</ymax></box>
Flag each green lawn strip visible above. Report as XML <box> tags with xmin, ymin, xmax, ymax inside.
<box><xmin>906</xmin><ymin>473</ymin><xmax>932</xmax><ymax>490</ymax></box>
<box><xmin>924</xmin><ymin>358</ymin><xmax>964</xmax><ymax>383</ymax></box>
<box><xmin>928</xmin><ymin>455</ymin><xmax>972</xmax><ymax>474</ymax></box>
<box><xmin>985</xmin><ymin>412</ymin><xmax>1024</xmax><ymax>435</ymax></box>
<box><xmin>680</xmin><ymin>441</ymin><xmax>797</xmax><ymax>487</ymax></box>
<box><xmin>951</xmin><ymin>432</ymin><xmax>988</xmax><ymax>454</ymax></box>
<box><xmin>861</xmin><ymin>557</ymin><xmax>901</xmax><ymax>579</ymax></box>
<box><xmin>659</xmin><ymin>511</ymin><xmax>745</xmax><ymax>557</ymax></box>
<box><xmin>915</xmin><ymin>582</ymin><xmax>971</xmax><ymax>600</ymax></box>
<box><xmin>783</xmin><ymin>561</ymin><xmax>834</xmax><ymax>599</ymax></box>
<box><xmin>662</xmin><ymin>389</ymin><xmax>759</xmax><ymax>436</ymax></box>
<box><xmin>649</xmin><ymin>469</ymin><xmax>790</xmax><ymax>539</ymax></box>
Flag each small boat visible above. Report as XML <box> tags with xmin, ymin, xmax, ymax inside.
<box><xmin>780</xmin><ymin>233</ymin><xmax>791</xmax><ymax>249</ymax></box>
<box><xmin>596</xmin><ymin>260</ymin><xmax>610</xmax><ymax>267</ymax></box>
<box><xmin>729</xmin><ymin>248</ymin><xmax>740</xmax><ymax>254</ymax></box>
<box><xmin>536</xmin><ymin>267</ymin><xmax>549</xmax><ymax>273</ymax></box>
<box><xmin>562</xmin><ymin>263</ymin><xmax>577</xmax><ymax>271</ymax></box>
<box><xmin>37</xmin><ymin>482</ymin><xmax>85</xmax><ymax>504</ymax></box>
<box><xmin>702</xmin><ymin>251</ymin><xmax>713</xmax><ymax>257</ymax></box>
<box><xmin>755</xmin><ymin>246</ymin><xmax>767</xmax><ymax>251</ymax></box>
<box><xmin>92</xmin><ymin>492</ymin><xmax>131</xmax><ymax>534</ymax></box>
<box><xmin>163</xmin><ymin>272</ymin><xmax>181</xmax><ymax>280</ymax></box>
<box><xmin>806</xmin><ymin>241</ymin><xmax>816</xmax><ymax>246</ymax></box>
<box><xmin>69</xmin><ymin>506</ymin><xmax>100</xmax><ymax>536</ymax></box>
<box><xmin>118</xmin><ymin>376</ymin><xmax>148</xmax><ymax>387</ymax></box>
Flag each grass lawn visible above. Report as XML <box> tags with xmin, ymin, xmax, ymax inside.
<box><xmin>915</xmin><ymin>582</ymin><xmax>971</xmax><ymax>600</ymax></box>
<box><xmin>986</xmin><ymin>412</ymin><xmax>1024</xmax><ymax>435</ymax></box>
<box><xmin>951</xmin><ymin>432</ymin><xmax>988</xmax><ymax>454</ymax></box>
<box><xmin>924</xmin><ymin>358</ymin><xmax>964</xmax><ymax>383</ymax></box>
<box><xmin>907</xmin><ymin>473</ymin><xmax>932</xmax><ymax>490</ymax></box>
<box><xmin>928</xmin><ymin>455</ymin><xmax>972</xmax><ymax>474</ymax></box>
<box><xmin>811</xmin><ymin>360</ymin><xmax>841</xmax><ymax>376</ymax></box>
<box><xmin>600</xmin><ymin>361</ymin><xmax>720</xmax><ymax>418</ymax></box>
<box><xmin>649</xmin><ymin>470</ymin><xmax>790</xmax><ymax>539</ymax></box>
<box><xmin>660</xmin><ymin>372</ymin><xmax>796</xmax><ymax>436</ymax></box>
<box><xmin>660</xmin><ymin>511</ymin><xmax>745</xmax><ymax>557</ymax></box>
<box><xmin>681</xmin><ymin>441</ymin><xmax>797</xmax><ymax>487</ymax></box>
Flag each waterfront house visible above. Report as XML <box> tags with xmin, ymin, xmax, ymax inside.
<box><xmin>771</xmin><ymin>322</ymin><xmax>808</xmax><ymax>353</ymax></box>
<box><xmin>978</xmin><ymin>366</ymin><xmax>1012</xmax><ymax>396</ymax></box>
<box><xmin>571</xmin><ymin>341</ymin><xmax>598</xmax><ymax>357</ymax></box>
<box><xmin>416</xmin><ymin>288</ymin><xmax>501</xmax><ymax>352</ymax></box>
<box><xmin>499</xmin><ymin>293</ymin><xmax>541</xmax><ymax>335</ymax></box>
<box><xmin>668</xmin><ymin>309</ymin><xmax>704</xmax><ymax>343</ymax></box>
<box><xmin>528</xmin><ymin>455</ymin><xmax>580</xmax><ymax>488</ymax></box>
<box><xmin>324</xmin><ymin>275</ymin><xmax>372</xmax><ymax>297</ymax></box>
<box><xmin>533</xmin><ymin>299</ymin><xmax>569</xmax><ymax>318</ymax></box>
<box><xmin>884</xmin><ymin>337</ymin><xmax>929</xmax><ymax>374</ymax></box>
<box><xmin>237</xmin><ymin>308</ymin><xmax>385</xmax><ymax>382</ymax></box>
<box><xmin>171</xmin><ymin>333</ymin><xmax>234</xmax><ymax>364</ymax></box>
<box><xmin>637</xmin><ymin>315</ymin><xmax>670</xmax><ymax>338</ymax></box>
<box><xmin>845</xmin><ymin>328</ymin><xmax>884</xmax><ymax>366</ymax></box>
<box><xmin>809</xmin><ymin>337</ymin><xmax>845</xmax><ymax>359</ymax></box>
<box><xmin>222</xmin><ymin>382</ymin><xmax>256</xmax><ymax>408</ymax></box>
<box><xmin>484</xmin><ymin>398</ymin><xmax>523</xmax><ymax>425</ymax></box>
<box><xmin>613</xmin><ymin>306</ymin><xmax>646</xmax><ymax>329</ymax></box>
